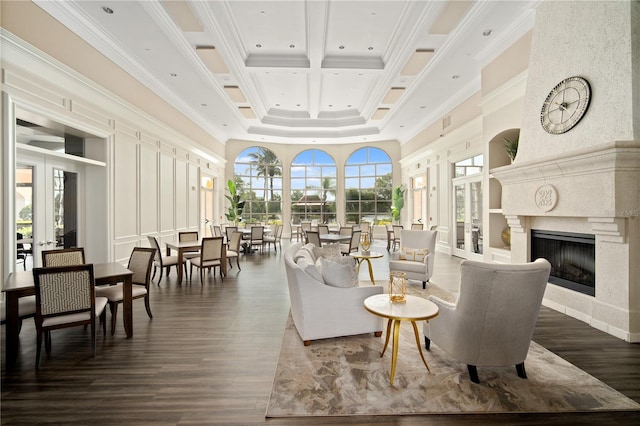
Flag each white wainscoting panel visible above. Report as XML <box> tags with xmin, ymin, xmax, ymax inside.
<box><xmin>160</xmin><ymin>153</ymin><xmax>175</xmax><ymax>232</ymax></box>
<box><xmin>188</xmin><ymin>163</ymin><xmax>199</xmax><ymax>229</ymax></box>
<box><xmin>175</xmin><ymin>159</ymin><xmax>188</xmax><ymax>230</ymax></box>
<box><xmin>140</xmin><ymin>144</ymin><xmax>159</xmax><ymax>235</ymax></box>
<box><xmin>113</xmin><ymin>134</ymin><xmax>138</xmax><ymax>238</ymax></box>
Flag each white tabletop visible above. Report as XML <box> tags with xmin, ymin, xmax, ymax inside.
<box><xmin>364</xmin><ymin>294</ymin><xmax>439</xmax><ymax>321</ymax></box>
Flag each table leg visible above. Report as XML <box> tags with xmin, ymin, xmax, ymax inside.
<box><xmin>4</xmin><ymin>294</ymin><xmax>20</xmax><ymax>369</ymax></box>
<box><xmin>364</xmin><ymin>258</ymin><xmax>375</xmax><ymax>283</ymax></box>
<box><xmin>411</xmin><ymin>321</ymin><xmax>430</xmax><ymax>372</ymax></box>
<box><xmin>123</xmin><ymin>276</ymin><xmax>133</xmax><ymax>338</ymax></box>
<box><xmin>176</xmin><ymin>249</ymin><xmax>184</xmax><ymax>283</ymax></box>
<box><xmin>390</xmin><ymin>319</ymin><xmax>401</xmax><ymax>385</ymax></box>
<box><xmin>381</xmin><ymin>318</ymin><xmax>392</xmax><ymax>356</ymax></box>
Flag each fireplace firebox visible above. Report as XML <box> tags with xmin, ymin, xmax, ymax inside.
<box><xmin>530</xmin><ymin>230</ymin><xmax>595</xmax><ymax>296</ymax></box>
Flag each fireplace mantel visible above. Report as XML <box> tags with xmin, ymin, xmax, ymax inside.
<box><xmin>491</xmin><ymin>140</ymin><xmax>640</xmax><ymax>219</ymax></box>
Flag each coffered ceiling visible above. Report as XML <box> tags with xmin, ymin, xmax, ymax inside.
<box><xmin>35</xmin><ymin>0</ymin><xmax>538</xmax><ymax>145</ymax></box>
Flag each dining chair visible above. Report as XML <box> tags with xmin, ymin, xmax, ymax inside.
<box><xmin>250</xmin><ymin>226</ymin><xmax>265</xmax><ymax>253</ymax></box>
<box><xmin>264</xmin><ymin>224</ymin><xmax>283</xmax><ymax>252</ymax></box>
<box><xmin>339</xmin><ymin>226</ymin><xmax>353</xmax><ymax>236</ymax></box>
<box><xmin>391</xmin><ymin>225</ymin><xmax>403</xmax><ymax>251</ymax></box>
<box><xmin>32</xmin><ymin>264</ymin><xmax>107</xmax><ymax>369</ymax></box>
<box><xmin>290</xmin><ymin>222</ymin><xmax>301</xmax><ymax>242</ymax></box>
<box><xmin>317</xmin><ymin>224</ymin><xmax>329</xmax><ymax>236</ymax></box>
<box><xmin>341</xmin><ymin>230</ymin><xmax>362</xmax><ymax>256</ymax></box>
<box><xmin>300</xmin><ymin>221</ymin><xmax>312</xmax><ymax>236</ymax></box>
<box><xmin>226</xmin><ymin>231</ymin><xmax>243</xmax><ymax>271</ymax></box>
<box><xmin>305</xmin><ymin>230</ymin><xmax>322</xmax><ymax>247</ymax></box>
<box><xmin>147</xmin><ymin>236</ymin><xmax>182</xmax><ymax>285</ymax></box>
<box><xmin>189</xmin><ymin>237</ymin><xmax>225</xmax><ymax>284</ymax></box>
<box><xmin>178</xmin><ymin>232</ymin><xmax>200</xmax><ymax>273</ymax></box>
<box><xmin>225</xmin><ymin>226</ymin><xmax>238</xmax><ymax>247</ymax></box>
<box><xmin>411</xmin><ymin>223</ymin><xmax>424</xmax><ymax>230</ymax></box>
<box><xmin>359</xmin><ymin>222</ymin><xmax>371</xmax><ymax>240</ymax></box>
<box><xmin>95</xmin><ymin>247</ymin><xmax>155</xmax><ymax>335</ymax></box>
<box><xmin>41</xmin><ymin>247</ymin><xmax>85</xmax><ymax>267</ymax></box>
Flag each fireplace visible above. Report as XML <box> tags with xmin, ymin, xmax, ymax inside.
<box><xmin>531</xmin><ymin>230</ymin><xmax>595</xmax><ymax>296</ymax></box>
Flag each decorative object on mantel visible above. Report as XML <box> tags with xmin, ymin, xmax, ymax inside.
<box><xmin>540</xmin><ymin>76</ymin><xmax>591</xmax><ymax>134</ymax></box>
<box><xmin>535</xmin><ymin>184</ymin><xmax>558</xmax><ymax>212</ymax></box>
<box><xmin>501</xmin><ymin>227</ymin><xmax>511</xmax><ymax>247</ymax></box>
<box><xmin>389</xmin><ymin>271</ymin><xmax>406</xmax><ymax>303</ymax></box>
<box><xmin>503</xmin><ymin>134</ymin><xmax>519</xmax><ymax>162</ymax></box>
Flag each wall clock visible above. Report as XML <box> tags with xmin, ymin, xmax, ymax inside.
<box><xmin>540</xmin><ymin>76</ymin><xmax>591</xmax><ymax>134</ymax></box>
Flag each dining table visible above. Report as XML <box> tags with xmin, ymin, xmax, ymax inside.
<box><xmin>319</xmin><ymin>233</ymin><xmax>352</xmax><ymax>243</ymax></box>
<box><xmin>3</xmin><ymin>261</ymin><xmax>134</xmax><ymax>369</ymax></box>
<box><xmin>166</xmin><ymin>239</ymin><xmax>227</xmax><ymax>283</ymax></box>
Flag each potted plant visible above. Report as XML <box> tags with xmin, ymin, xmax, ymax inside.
<box><xmin>503</xmin><ymin>134</ymin><xmax>519</xmax><ymax>162</ymax></box>
<box><xmin>225</xmin><ymin>179</ymin><xmax>245</xmax><ymax>225</ymax></box>
<box><xmin>391</xmin><ymin>184</ymin><xmax>406</xmax><ymax>224</ymax></box>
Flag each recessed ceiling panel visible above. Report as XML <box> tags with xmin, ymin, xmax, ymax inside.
<box><xmin>320</xmin><ymin>71</ymin><xmax>375</xmax><ymax>112</ymax></box>
<box><xmin>254</xmin><ymin>71</ymin><xmax>309</xmax><ymax>112</ymax></box>
<box><xmin>227</xmin><ymin>1</ymin><xmax>308</xmax><ymax>57</ymax></box>
<box><xmin>324</xmin><ymin>1</ymin><xmax>407</xmax><ymax>57</ymax></box>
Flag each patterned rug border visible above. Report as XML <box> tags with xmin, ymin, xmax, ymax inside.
<box><xmin>267</xmin><ymin>288</ymin><xmax>639</xmax><ymax>417</ymax></box>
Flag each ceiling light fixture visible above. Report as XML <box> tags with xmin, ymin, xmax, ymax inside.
<box><xmin>289</xmin><ymin>44</ymin><xmax>295</xmax><ymax>48</ymax></box>
<box><xmin>483</xmin><ymin>29</ymin><xmax>493</xmax><ymax>36</ymax></box>
<box><xmin>101</xmin><ymin>6</ymin><xmax>113</xmax><ymax>14</ymax></box>
<box><xmin>452</xmin><ymin>75</ymin><xmax>460</xmax><ymax>79</ymax></box>
<box><xmin>256</xmin><ymin>43</ymin><xmax>262</xmax><ymax>48</ymax></box>
<box><xmin>170</xmin><ymin>73</ymin><xmax>177</xmax><ymax>77</ymax></box>
<box><xmin>339</xmin><ymin>45</ymin><xmax>345</xmax><ymax>50</ymax></box>
<box><xmin>368</xmin><ymin>47</ymin><xmax>374</xmax><ymax>50</ymax></box>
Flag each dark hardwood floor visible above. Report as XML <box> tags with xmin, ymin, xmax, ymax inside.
<box><xmin>2</xmin><ymin>240</ymin><xmax>639</xmax><ymax>425</ymax></box>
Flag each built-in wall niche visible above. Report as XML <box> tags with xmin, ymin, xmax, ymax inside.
<box><xmin>487</xmin><ymin>128</ymin><xmax>520</xmax><ymax>254</ymax></box>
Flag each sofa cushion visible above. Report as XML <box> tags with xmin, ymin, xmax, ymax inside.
<box><xmin>317</xmin><ymin>257</ymin><xmax>357</xmax><ymax>288</ymax></box>
<box><xmin>297</xmin><ymin>257</ymin><xmax>323</xmax><ymax>282</ymax></box>
<box><xmin>322</xmin><ymin>242</ymin><xmax>342</xmax><ymax>260</ymax></box>
<box><xmin>399</xmin><ymin>247</ymin><xmax>430</xmax><ymax>262</ymax></box>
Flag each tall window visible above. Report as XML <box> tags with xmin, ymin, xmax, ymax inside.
<box><xmin>290</xmin><ymin>149</ymin><xmax>336</xmax><ymax>224</ymax></box>
<box><xmin>345</xmin><ymin>147</ymin><xmax>392</xmax><ymax>224</ymax></box>
<box><xmin>454</xmin><ymin>154</ymin><xmax>483</xmax><ymax>177</ymax></box>
<box><xmin>234</xmin><ymin>147</ymin><xmax>282</xmax><ymax>224</ymax></box>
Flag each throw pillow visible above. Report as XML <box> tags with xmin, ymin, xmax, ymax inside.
<box><xmin>322</xmin><ymin>242</ymin><xmax>342</xmax><ymax>260</ymax></box>
<box><xmin>297</xmin><ymin>257</ymin><xmax>323</xmax><ymax>282</ymax></box>
<box><xmin>318</xmin><ymin>257</ymin><xmax>357</xmax><ymax>288</ymax></box>
<box><xmin>399</xmin><ymin>247</ymin><xmax>430</xmax><ymax>262</ymax></box>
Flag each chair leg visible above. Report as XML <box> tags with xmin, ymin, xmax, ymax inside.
<box><xmin>101</xmin><ymin>310</ymin><xmax>107</xmax><ymax>336</ymax></box>
<box><xmin>424</xmin><ymin>336</ymin><xmax>431</xmax><ymax>350</ymax></box>
<box><xmin>110</xmin><ymin>302</ymin><xmax>118</xmax><ymax>336</ymax></box>
<box><xmin>516</xmin><ymin>362</ymin><xmax>527</xmax><ymax>379</ymax></box>
<box><xmin>144</xmin><ymin>295</ymin><xmax>153</xmax><ymax>319</ymax></box>
<box><xmin>36</xmin><ymin>330</ymin><xmax>43</xmax><ymax>369</ymax></box>
<box><xmin>236</xmin><ymin>257</ymin><xmax>241</xmax><ymax>270</ymax></box>
<box><xmin>152</xmin><ymin>266</ymin><xmax>157</xmax><ymax>281</ymax></box>
<box><xmin>423</xmin><ymin>281</ymin><xmax>427</xmax><ymax>289</ymax></box>
<box><xmin>228</xmin><ymin>258</ymin><xmax>233</xmax><ymax>269</ymax></box>
<box><xmin>45</xmin><ymin>331</ymin><xmax>52</xmax><ymax>353</ymax></box>
<box><xmin>467</xmin><ymin>365</ymin><xmax>480</xmax><ymax>383</ymax></box>
<box><xmin>157</xmin><ymin>266</ymin><xmax>164</xmax><ymax>286</ymax></box>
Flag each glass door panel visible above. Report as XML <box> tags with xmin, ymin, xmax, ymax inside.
<box><xmin>452</xmin><ymin>176</ymin><xmax>483</xmax><ymax>259</ymax></box>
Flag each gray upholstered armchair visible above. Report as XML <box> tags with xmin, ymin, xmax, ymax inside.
<box><xmin>423</xmin><ymin>258</ymin><xmax>551</xmax><ymax>383</ymax></box>
<box><xmin>388</xmin><ymin>229</ymin><xmax>437</xmax><ymax>289</ymax></box>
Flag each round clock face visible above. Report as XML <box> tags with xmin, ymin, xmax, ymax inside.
<box><xmin>540</xmin><ymin>76</ymin><xmax>591</xmax><ymax>134</ymax></box>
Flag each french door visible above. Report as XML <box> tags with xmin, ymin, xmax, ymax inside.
<box><xmin>452</xmin><ymin>174</ymin><xmax>483</xmax><ymax>259</ymax></box>
<box><xmin>17</xmin><ymin>151</ymin><xmax>82</xmax><ymax>268</ymax></box>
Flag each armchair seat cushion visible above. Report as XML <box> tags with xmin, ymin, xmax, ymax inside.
<box><xmin>389</xmin><ymin>259</ymin><xmax>427</xmax><ymax>274</ymax></box>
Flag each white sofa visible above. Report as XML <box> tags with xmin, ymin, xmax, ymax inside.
<box><xmin>284</xmin><ymin>242</ymin><xmax>383</xmax><ymax>345</ymax></box>
<box><xmin>388</xmin><ymin>229</ymin><xmax>437</xmax><ymax>289</ymax></box>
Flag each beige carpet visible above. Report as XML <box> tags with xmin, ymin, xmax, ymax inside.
<box><xmin>267</xmin><ymin>287</ymin><xmax>640</xmax><ymax>417</ymax></box>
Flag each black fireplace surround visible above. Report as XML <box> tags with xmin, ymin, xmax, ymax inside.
<box><xmin>530</xmin><ymin>230</ymin><xmax>595</xmax><ymax>296</ymax></box>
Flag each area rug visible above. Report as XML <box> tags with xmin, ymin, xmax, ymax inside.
<box><xmin>266</xmin><ymin>287</ymin><xmax>640</xmax><ymax>417</ymax></box>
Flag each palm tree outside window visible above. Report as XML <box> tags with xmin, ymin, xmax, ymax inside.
<box><xmin>290</xmin><ymin>149</ymin><xmax>336</xmax><ymax>224</ymax></box>
<box><xmin>234</xmin><ymin>147</ymin><xmax>283</xmax><ymax>224</ymax></box>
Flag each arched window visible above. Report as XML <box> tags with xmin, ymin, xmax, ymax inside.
<box><xmin>345</xmin><ymin>147</ymin><xmax>392</xmax><ymax>224</ymax></box>
<box><xmin>233</xmin><ymin>147</ymin><xmax>282</xmax><ymax>224</ymax></box>
<box><xmin>290</xmin><ymin>149</ymin><xmax>336</xmax><ymax>224</ymax></box>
